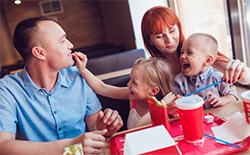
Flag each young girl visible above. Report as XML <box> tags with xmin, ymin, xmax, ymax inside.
<box><xmin>73</xmin><ymin>52</ymin><xmax>177</xmax><ymax>129</ymax></box>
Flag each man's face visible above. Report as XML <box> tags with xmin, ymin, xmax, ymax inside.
<box><xmin>36</xmin><ymin>20</ymin><xmax>74</xmax><ymax>70</ymax></box>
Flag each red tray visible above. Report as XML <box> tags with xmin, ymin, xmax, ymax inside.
<box><xmin>110</xmin><ymin>113</ymin><xmax>250</xmax><ymax>155</ymax></box>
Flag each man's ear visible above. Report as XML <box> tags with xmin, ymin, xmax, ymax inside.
<box><xmin>31</xmin><ymin>47</ymin><xmax>46</xmax><ymax>60</ymax></box>
<box><xmin>150</xmin><ymin>86</ymin><xmax>160</xmax><ymax>96</ymax></box>
<box><xmin>204</xmin><ymin>55</ymin><xmax>214</xmax><ymax>66</ymax></box>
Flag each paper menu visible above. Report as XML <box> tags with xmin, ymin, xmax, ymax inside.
<box><xmin>211</xmin><ymin>112</ymin><xmax>250</xmax><ymax>143</ymax></box>
<box><xmin>123</xmin><ymin>125</ymin><xmax>181</xmax><ymax>155</ymax></box>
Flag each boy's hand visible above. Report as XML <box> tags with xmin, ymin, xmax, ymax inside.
<box><xmin>205</xmin><ymin>92</ymin><xmax>224</xmax><ymax>107</ymax></box>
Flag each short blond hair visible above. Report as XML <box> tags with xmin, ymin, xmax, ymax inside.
<box><xmin>187</xmin><ymin>33</ymin><xmax>218</xmax><ymax>61</ymax></box>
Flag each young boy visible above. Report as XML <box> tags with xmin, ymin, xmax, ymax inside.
<box><xmin>173</xmin><ymin>33</ymin><xmax>238</xmax><ymax>109</ymax></box>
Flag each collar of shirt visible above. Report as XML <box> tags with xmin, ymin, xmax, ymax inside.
<box><xmin>22</xmin><ymin>66</ymin><xmax>69</xmax><ymax>97</ymax></box>
<box><xmin>188</xmin><ymin>66</ymin><xmax>214</xmax><ymax>85</ymax></box>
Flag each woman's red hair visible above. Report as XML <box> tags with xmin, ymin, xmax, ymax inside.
<box><xmin>141</xmin><ymin>6</ymin><xmax>185</xmax><ymax>58</ymax></box>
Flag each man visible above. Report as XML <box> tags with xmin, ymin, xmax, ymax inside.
<box><xmin>0</xmin><ymin>16</ymin><xmax>123</xmax><ymax>155</ymax></box>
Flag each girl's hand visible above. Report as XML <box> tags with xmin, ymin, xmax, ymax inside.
<box><xmin>73</xmin><ymin>52</ymin><xmax>88</xmax><ymax>73</ymax></box>
<box><xmin>167</xmin><ymin>94</ymin><xmax>182</xmax><ymax>118</ymax></box>
<box><xmin>223</xmin><ymin>59</ymin><xmax>248</xmax><ymax>84</ymax></box>
<box><xmin>161</xmin><ymin>92</ymin><xmax>175</xmax><ymax>104</ymax></box>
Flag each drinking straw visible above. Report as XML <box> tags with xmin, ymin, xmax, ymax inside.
<box><xmin>204</xmin><ymin>133</ymin><xmax>241</xmax><ymax>148</ymax></box>
<box><xmin>185</xmin><ymin>80</ymin><xmax>223</xmax><ymax>96</ymax></box>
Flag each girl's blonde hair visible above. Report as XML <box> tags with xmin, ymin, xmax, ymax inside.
<box><xmin>133</xmin><ymin>57</ymin><xmax>173</xmax><ymax>100</ymax></box>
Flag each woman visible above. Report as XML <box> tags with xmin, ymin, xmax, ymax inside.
<box><xmin>141</xmin><ymin>6</ymin><xmax>250</xmax><ymax>85</ymax></box>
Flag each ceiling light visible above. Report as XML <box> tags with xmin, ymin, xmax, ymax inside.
<box><xmin>14</xmin><ymin>0</ymin><xmax>21</xmax><ymax>5</ymax></box>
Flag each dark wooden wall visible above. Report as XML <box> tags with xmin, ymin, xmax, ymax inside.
<box><xmin>0</xmin><ymin>0</ymin><xmax>135</xmax><ymax>67</ymax></box>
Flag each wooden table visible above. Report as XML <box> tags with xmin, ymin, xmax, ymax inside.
<box><xmin>102</xmin><ymin>99</ymin><xmax>249</xmax><ymax>155</ymax></box>
<box><xmin>205</xmin><ymin>99</ymin><xmax>244</xmax><ymax>119</ymax></box>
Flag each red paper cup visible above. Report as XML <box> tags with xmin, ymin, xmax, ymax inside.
<box><xmin>240</xmin><ymin>90</ymin><xmax>250</xmax><ymax>124</ymax></box>
<box><xmin>175</xmin><ymin>95</ymin><xmax>204</xmax><ymax>143</ymax></box>
<box><xmin>147</xmin><ymin>97</ymin><xmax>170</xmax><ymax>132</ymax></box>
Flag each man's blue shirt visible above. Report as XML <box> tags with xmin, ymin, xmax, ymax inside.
<box><xmin>0</xmin><ymin>66</ymin><xmax>102</xmax><ymax>142</ymax></box>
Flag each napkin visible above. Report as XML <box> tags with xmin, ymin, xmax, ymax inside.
<box><xmin>211</xmin><ymin>111</ymin><xmax>250</xmax><ymax>143</ymax></box>
<box><xmin>63</xmin><ymin>143</ymin><xmax>83</xmax><ymax>155</ymax></box>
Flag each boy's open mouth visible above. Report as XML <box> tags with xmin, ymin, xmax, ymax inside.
<box><xmin>182</xmin><ymin>63</ymin><xmax>190</xmax><ymax>70</ymax></box>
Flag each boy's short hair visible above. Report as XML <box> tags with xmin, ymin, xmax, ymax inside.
<box><xmin>188</xmin><ymin>33</ymin><xmax>218</xmax><ymax>60</ymax></box>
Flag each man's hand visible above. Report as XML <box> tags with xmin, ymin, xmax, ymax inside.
<box><xmin>96</xmin><ymin>108</ymin><xmax>123</xmax><ymax>137</ymax></box>
<box><xmin>74</xmin><ymin>129</ymin><xmax>107</xmax><ymax>154</ymax></box>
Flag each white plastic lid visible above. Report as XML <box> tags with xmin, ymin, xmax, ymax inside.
<box><xmin>241</xmin><ymin>90</ymin><xmax>250</xmax><ymax>103</ymax></box>
<box><xmin>175</xmin><ymin>95</ymin><xmax>204</xmax><ymax>110</ymax></box>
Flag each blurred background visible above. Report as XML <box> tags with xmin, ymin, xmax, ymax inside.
<box><xmin>0</xmin><ymin>0</ymin><xmax>249</xmax><ymax>72</ymax></box>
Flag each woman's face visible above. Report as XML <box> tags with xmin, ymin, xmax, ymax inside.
<box><xmin>149</xmin><ymin>24</ymin><xmax>180</xmax><ymax>55</ymax></box>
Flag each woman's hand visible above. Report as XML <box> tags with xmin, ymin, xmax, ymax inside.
<box><xmin>223</xmin><ymin>59</ymin><xmax>250</xmax><ymax>84</ymax></box>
